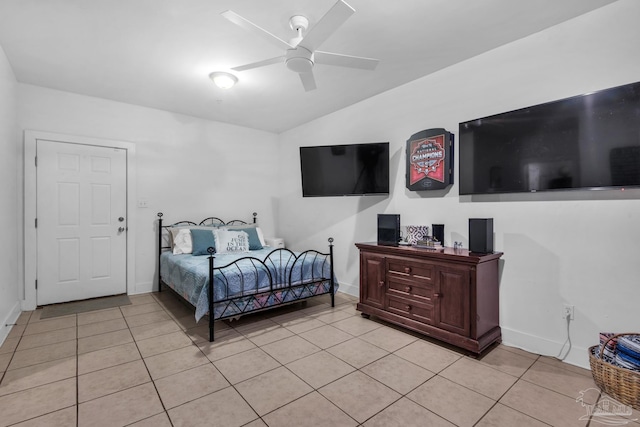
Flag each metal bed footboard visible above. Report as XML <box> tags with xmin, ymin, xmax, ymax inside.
<box><xmin>156</xmin><ymin>212</ymin><xmax>335</xmax><ymax>342</ymax></box>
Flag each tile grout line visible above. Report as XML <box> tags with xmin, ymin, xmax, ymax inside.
<box><xmin>237</xmin><ymin>307</ymin><xmax>414</xmax><ymax>425</ymax></box>
<box><xmin>1</xmin><ymin>311</ymin><xmax>78</xmax><ymax>426</ymax></box>
<box><xmin>3</xmin><ymin>294</ymin><xmax>596</xmax><ymax>426</ymax></box>
<box><xmin>152</xmin><ymin>292</ymin><xmax>258</xmax><ymax>425</ymax></box>
<box><xmin>469</xmin><ymin>353</ymin><xmax>550</xmax><ymax>427</ymax></box>
<box><xmin>128</xmin><ymin>301</ymin><xmax>173</xmax><ymax>426</ymax></box>
<box><xmin>149</xmin><ymin>296</ymin><xmax>363</xmax><ymax>425</ymax></box>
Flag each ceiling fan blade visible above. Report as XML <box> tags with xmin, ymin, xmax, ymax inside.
<box><xmin>298</xmin><ymin>0</ymin><xmax>354</xmax><ymax>52</ymax></box>
<box><xmin>299</xmin><ymin>72</ymin><xmax>317</xmax><ymax>91</ymax></box>
<box><xmin>314</xmin><ymin>51</ymin><xmax>379</xmax><ymax>70</ymax></box>
<box><xmin>221</xmin><ymin>10</ymin><xmax>293</xmax><ymax>50</ymax></box>
<box><xmin>232</xmin><ymin>56</ymin><xmax>285</xmax><ymax>72</ymax></box>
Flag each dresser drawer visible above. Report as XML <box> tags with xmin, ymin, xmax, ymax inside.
<box><xmin>386</xmin><ymin>295</ymin><xmax>434</xmax><ymax>324</ymax></box>
<box><xmin>386</xmin><ymin>258</ymin><xmax>434</xmax><ymax>285</ymax></box>
<box><xmin>387</xmin><ymin>278</ymin><xmax>434</xmax><ymax>304</ymax></box>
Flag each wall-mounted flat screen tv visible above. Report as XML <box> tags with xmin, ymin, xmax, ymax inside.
<box><xmin>459</xmin><ymin>81</ymin><xmax>640</xmax><ymax>195</ymax></box>
<box><xmin>300</xmin><ymin>142</ymin><xmax>390</xmax><ymax>197</ymax></box>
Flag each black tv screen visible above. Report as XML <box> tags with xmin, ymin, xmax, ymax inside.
<box><xmin>300</xmin><ymin>142</ymin><xmax>390</xmax><ymax>197</ymax></box>
<box><xmin>459</xmin><ymin>81</ymin><xmax>640</xmax><ymax>195</ymax></box>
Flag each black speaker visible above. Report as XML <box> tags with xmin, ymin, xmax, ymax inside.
<box><xmin>378</xmin><ymin>214</ymin><xmax>400</xmax><ymax>246</ymax></box>
<box><xmin>432</xmin><ymin>224</ymin><xmax>444</xmax><ymax>245</ymax></box>
<box><xmin>469</xmin><ymin>218</ymin><xmax>494</xmax><ymax>253</ymax></box>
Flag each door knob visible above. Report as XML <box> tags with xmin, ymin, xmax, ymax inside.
<box><xmin>118</xmin><ymin>217</ymin><xmax>125</xmax><ymax>222</ymax></box>
<box><xmin>118</xmin><ymin>227</ymin><xmax>125</xmax><ymax>233</ymax></box>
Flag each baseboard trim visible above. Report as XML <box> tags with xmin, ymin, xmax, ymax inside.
<box><xmin>0</xmin><ymin>301</ymin><xmax>23</xmax><ymax>347</ymax></box>
<box><xmin>134</xmin><ymin>281</ymin><xmax>155</xmax><ymax>295</ymax></box>
<box><xmin>337</xmin><ymin>281</ymin><xmax>358</xmax><ymax>298</ymax></box>
<box><xmin>501</xmin><ymin>326</ymin><xmax>590</xmax><ymax>370</ymax></box>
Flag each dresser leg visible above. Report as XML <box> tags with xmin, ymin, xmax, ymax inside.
<box><xmin>361</xmin><ymin>313</ymin><xmax>370</xmax><ymax>319</ymax></box>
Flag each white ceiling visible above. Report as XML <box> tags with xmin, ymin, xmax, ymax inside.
<box><xmin>0</xmin><ymin>0</ymin><xmax>617</xmax><ymax>133</ymax></box>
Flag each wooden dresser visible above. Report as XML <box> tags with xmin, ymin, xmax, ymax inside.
<box><xmin>355</xmin><ymin>242</ymin><xmax>503</xmax><ymax>354</ymax></box>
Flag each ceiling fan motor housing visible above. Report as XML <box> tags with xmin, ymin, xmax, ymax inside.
<box><xmin>286</xmin><ymin>47</ymin><xmax>314</xmax><ymax>73</ymax></box>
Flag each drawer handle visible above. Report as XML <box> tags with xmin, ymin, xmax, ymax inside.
<box><xmin>404</xmin><ymin>286</ymin><xmax>411</xmax><ymax>293</ymax></box>
<box><xmin>404</xmin><ymin>267</ymin><xmax>412</xmax><ymax>274</ymax></box>
<box><xmin>405</xmin><ymin>305</ymin><xmax>412</xmax><ymax>311</ymax></box>
<box><xmin>433</xmin><ymin>293</ymin><xmax>442</xmax><ymax>298</ymax></box>
<box><xmin>378</xmin><ymin>280</ymin><xmax>385</xmax><ymax>287</ymax></box>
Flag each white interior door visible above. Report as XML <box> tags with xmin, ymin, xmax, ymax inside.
<box><xmin>36</xmin><ymin>140</ymin><xmax>127</xmax><ymax>305</ymax></box>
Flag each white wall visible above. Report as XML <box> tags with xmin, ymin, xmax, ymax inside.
<box><xmin>0</xmin><ymin>44</ymin><xmax>21</xmax><ymax>344</ymax></box>
<box><xmin>17</xmin><ymin>85</ymin><xmax>280</xmax><ymax>295</ymax></box>
<box><xmin>277</xmin><ymin>0</ymin><xmax>640</xmax><ymax>368</ymax></box>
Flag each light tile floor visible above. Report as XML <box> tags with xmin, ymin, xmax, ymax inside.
<box><xmin>0</xmin><ymin>291</ymin><xmax>638</xmax><ymax>426</ymax></box>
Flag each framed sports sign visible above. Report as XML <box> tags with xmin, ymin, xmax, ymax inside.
<box><xmin>406</xmin><ymin>128</ymin><xmax>454</xmax><ymax>191</ymax></box>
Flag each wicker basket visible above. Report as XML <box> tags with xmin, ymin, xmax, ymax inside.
<box><xmin>589</xmin><ymin>333</ymin><xmax>640</xmax><ymax>410</ymax></box>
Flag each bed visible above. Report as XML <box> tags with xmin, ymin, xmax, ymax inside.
<box><xmin>157</xmin><ymin>212</ymin><xmax>337</xmax><ymax>342</ymax></box>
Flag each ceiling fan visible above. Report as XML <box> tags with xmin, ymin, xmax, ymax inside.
<box><xmin>221</xmin><ymin>0</ymin><xmax>379</xmax><ymax>91</ymax></box>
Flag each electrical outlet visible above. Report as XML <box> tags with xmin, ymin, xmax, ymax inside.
<box><xmin>563</xmin><ymin>304</ymin><xmax>575</xmax><ymax>320</ymax></box>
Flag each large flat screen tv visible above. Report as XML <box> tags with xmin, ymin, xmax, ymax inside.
<box><xmin>459</xmin><ymin>81</ymin><xmax>640</xmax><ymax>195</ymax></box>
<box><xmin>300</xmin><ymin>142</ymin><xmax>389</xmax><ymax>197</ymax></box>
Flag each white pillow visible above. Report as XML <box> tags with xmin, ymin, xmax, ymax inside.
<box><xmin>169</xmin><ymin>227</ymin><xmax>185</xmax><ymax>247</ymax></box>
<box><xmin>172</xmin><ymin>228</ymin><xmax>193</xmax><ymax>254</ymax></box>
<box><xmin>213</xmin><ymin>229</ymin><xmax>250</xmax><ymax>254</ymax></box>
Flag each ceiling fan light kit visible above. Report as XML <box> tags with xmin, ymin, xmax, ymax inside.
<box><xmin>221</xmin><ymin>0</ymin><xmax>379</xmax><ymax>92</ymax></box>
<box><xmin>286</xmin><ymin>47</ymin><xmax>313</xmax><ymax>73</ymax></box>
<box><xmin>209</xmin><ymin>71</ymin><xmax>238</xmax><ymax>89</ymax></box>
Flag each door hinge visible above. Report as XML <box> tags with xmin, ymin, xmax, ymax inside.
<box><xmin>35</xmin><ymin>280</ymin><xmax>37</xmax><ymax>290</ymax></box>
<box><xmin>35</xmin><ymin>218</ymin><xmax>37</xmax><ymax>228</ymax></box>
<box><xmin>35</xmin><ymin>156</ymin><xmax>37</xmax><ymax>167</ymax></box>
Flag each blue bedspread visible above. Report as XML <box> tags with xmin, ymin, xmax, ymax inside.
<box><xmin>160</xmin><ymin>248</ymin><xmax>338</xmax><ymax>321</ymax></box>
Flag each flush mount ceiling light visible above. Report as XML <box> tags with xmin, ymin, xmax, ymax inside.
<box><xmin>209</xmin><ymin>71</ymin><xmax>238</xmax><ymax>89</ymax></box>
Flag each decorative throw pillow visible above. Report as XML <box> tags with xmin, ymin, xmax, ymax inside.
<box><xmin>169</xmin><ymin>225</ymin><xmax>218</xmax><ymax>251</ymax></box>
<box><xmin>221</xmin><ymin>226</ymin><xmax>263</xmax><ymax>250</ymax></box>
<box><xmin>405</xmin><ymin>225</ymin><xmax>429</xmax><ymax>244</ymax></box>
<box><xmin>255</xmin><ymin>227</ymin><xmax>266</xmax><ymax>247</ymax></box>
<box><xmin>171</xmin><ymin>228</ymin><xmax>193</xmax><ymax>254</ymax></box>
<box><xmin>213</xmin><ymin>229</ymin><xmax>250</xmax><ymax>254</ymax></box>
<box><xmin>190</xmin><ymin>229</ymin><xmax>217</xmax><ymax>256</ymax></box>
<box><xmin>222</xmin><ymin>224</ymin><xmax>267</xmax><ymax>247</ymax></box>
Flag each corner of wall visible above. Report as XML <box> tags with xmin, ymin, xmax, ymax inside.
<box><xmin>337</xmin><ymin>281</ymin><xmax>358</xmax><ymax>298</ymax></box>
